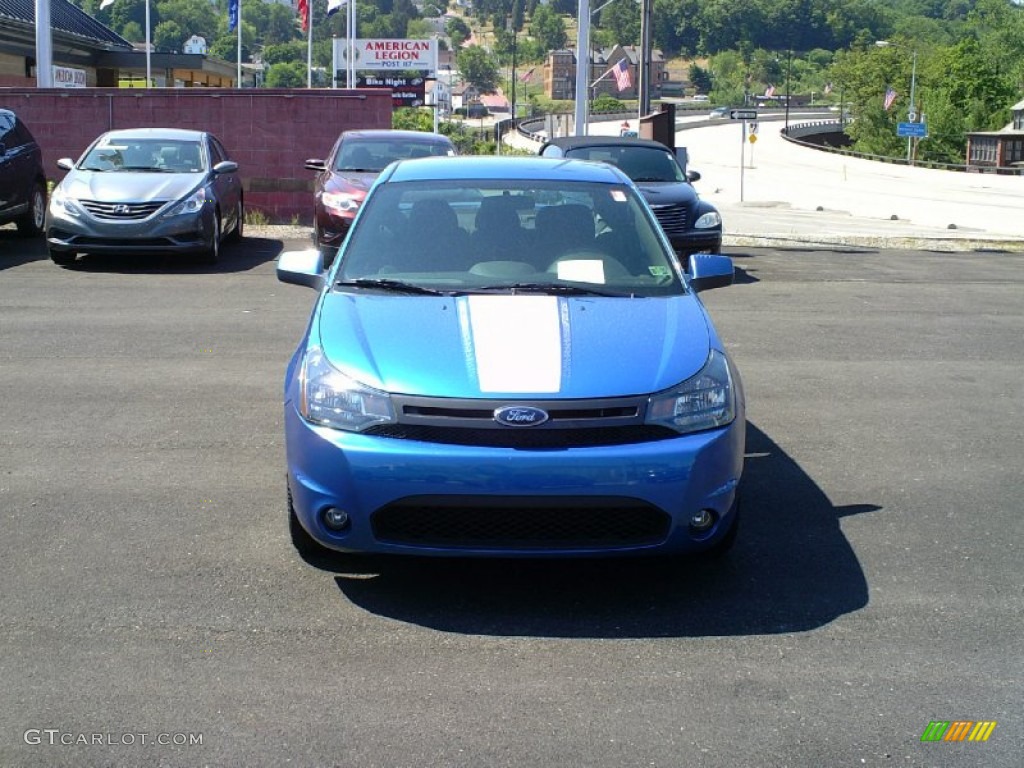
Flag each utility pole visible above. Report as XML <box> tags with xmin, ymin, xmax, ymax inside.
<box><xmin>638</xmin><ymin>0</ymin><xmax>652</xmax><ymax>117</ymax></box>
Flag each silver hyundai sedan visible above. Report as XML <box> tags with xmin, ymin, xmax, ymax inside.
<box><xmin>45</xmin><ymin>128</ymin><xmax>243</xmax><ymax>266</ymax></box>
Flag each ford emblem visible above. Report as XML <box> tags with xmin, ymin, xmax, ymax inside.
<box><xmin>494</xmin><ymin>405</ymin><xmax>549</xmax><ymax>427</ymax></box>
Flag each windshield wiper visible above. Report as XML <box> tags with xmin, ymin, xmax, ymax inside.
<box><xmin>476</xmin><ymin>282</ymin><xmax>627</xmax><ymax>297</ymax></box>
<box><xmin>335</xmin><ymin>278</ymin><xmax>449</xmax><ymax>295</ymax></box>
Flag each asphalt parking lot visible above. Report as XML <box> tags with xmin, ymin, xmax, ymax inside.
<box><xmin>1</xmin><ymin>228</ymin><xmax>1020</xmax><ymax>767</ymax></box>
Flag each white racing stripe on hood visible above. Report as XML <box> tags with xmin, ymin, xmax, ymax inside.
<box><xmin>467</xmin><ymin>295</ymin><xmax>562</xmax><ymax>393</ymax></box>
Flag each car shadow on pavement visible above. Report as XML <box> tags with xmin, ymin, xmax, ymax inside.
<box><xmin>324</xmin><ymin>422</ymin><xmax>877</xmax><ymax>638</ymax></box>
<box><xmin>42</xmin><ymin>236</ymin><xmax>284</xmax><ymax>274</ymax></box>
<box><xmin>0</xmin><ymin>230</ymin><xmax>48</xmax><ymax>269</ymax></box>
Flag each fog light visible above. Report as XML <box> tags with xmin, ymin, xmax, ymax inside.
<box><xmin>321</xmin><ymin>507</ymin><xmax>350</xmax><ymax>532</ymax></box>
<box><xmin>689</xmin><ymin>508</ymin><xmax>716</xmax><ymax>533</ymax></box>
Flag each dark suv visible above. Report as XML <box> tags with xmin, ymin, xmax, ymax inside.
<box><xmin>538</xmin><ymin>136</ymin><xmax>722</xmax><ymax>259</ymax></box>
<box><xmin>0</xmin><ymin>109</ymin><xmax>47</xmax><ymax>236</ymax></box>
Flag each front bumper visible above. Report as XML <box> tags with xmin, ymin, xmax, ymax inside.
<box><xmin>45</xmin><ymin>207</ymin><xmax>215</xmax><ymax>255</ymax></box>
<box><xmin>669</xmin><ymin>231</ymin><xmax>723</xmax><ymax>257</ymax></box>
<box><xmin>314</xmin><ymin>208</ymin><xmax>355</xmax><ymax>250</ymax></box>
<box><xmin>285</xmin><ymin>402</ymin><xmax>745</xmax><ymax>558</ymax></box>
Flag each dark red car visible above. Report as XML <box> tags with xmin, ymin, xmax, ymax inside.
<box><xmin>305</xmin><ymin>129</ymin><xmax>456</xmax><ymax>264</ymax></box>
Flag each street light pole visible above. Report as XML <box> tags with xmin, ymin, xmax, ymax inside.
<box><xmin>784</xmin><ymin>49</ymin><xmax>792</xmax><ymax>133</ymax></box>
<box><xmin>907</xmin><ymin>49</ymin><xmax>917</xmax><ymax>165</ymax></box>
<box><xmin>638</xmin><ymin>0</ymin><xmax>652</xmax><ymax>118</ymax></box>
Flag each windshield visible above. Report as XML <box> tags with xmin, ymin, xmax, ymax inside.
<box><xmin>334</xmin><ymin>179</ymin><xmax>685</xmax><ymax>297</ymax></box>
<box><xmin>565</xmin><ymin>146</ymin><xmax>685</xmax><ymax>183</ymax></box>
<box><xmin>80</xmin><ymin>137</ymin><xmax>205</xmax><ymax>173</ymax></box>
<box><xmin>334</xmin><ymin>139</ymin><xmax>455</xmax><ymax>172</ymax></box>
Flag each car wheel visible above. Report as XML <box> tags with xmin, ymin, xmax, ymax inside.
<box><xmin>49</xmin><ymin>249</ymin><xmax>76</xmax><ymax>267</ymax></box>
<box><xmin>288</xmin><ymin>487</ymin><xmax>336</xmax><ymax>563</ymax></box>
<box><xmin>204</xmin><ymin>213</ymin><xmax>221</xmax><ymax>264</ymax></box>
<box><xmin>227</xmin><ymin>199</ymin><xmax>243</xmax><ymax>243</ymax></box>
<box><xmin>17</xmin><ymin>181</ymin><xmax>46</xmax><ymax>237</ymax></box>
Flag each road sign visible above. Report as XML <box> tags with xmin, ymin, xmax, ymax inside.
<box><xmin>730</xmin><ymin>109</ymin><xmax>758</xmax><ymax>120</ymax></box>
<box><xmin>749</xmin><ymin>134</ymin><xmax>757</xmax><ymax>144</ymax></box>
<box><xmin>749</xmin><ymin>122</ymin><xmax>758</xmax><ymax>134</ymax></box>
<box><xmin>897</xmin><ymin>122</ymin><xmax>927</xmax><ymax>138</ymax></box>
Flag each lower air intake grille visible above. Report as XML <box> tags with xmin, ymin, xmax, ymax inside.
<box><xmin>362</xmin><ymin>424</ymin><xmax>676</xmax><ymax>448</ymax></box>
<box><xmin>372</xmin><ymin>496</ymin><xmax>670</xmax><ymax>550</ymax></box>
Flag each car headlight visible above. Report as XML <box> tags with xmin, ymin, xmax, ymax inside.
<box><xmin>299</xmin><ymin>346</ymin><xmax>395</xmax><ymax>432</ymax></box>
<box><xmin>322</xmin><ymin>191</ymin><xmax>361</xmax><ymax>217</ymax></box>
<box><xmin>645</xmin><ymin>349</ymin><xmax>736</xmax><ymax>434</ymax></box>
<box><xmin>165</xmin><ymin>188</ymin><xmax>208</xmax><ymax>217</ymax></box>
<box><xmin>694</xmin><ymin>211</ymin><xmax>722</xmax><ymax>229</ymax></box>
<box><xmin>49</xmin><ymin>187</ymin><xmax>81</xmax><ymax>217</ymax></box>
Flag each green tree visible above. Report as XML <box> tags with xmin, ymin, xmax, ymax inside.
<box><xmin>153</xmin><ymin>20</ymin><xmax>185</xmax><ymax>52</ymax></box>
<box><xmin>265</xmin><ymin>61</ymin><xmax>306</xmax><ymax>88</ymax></box>
<box><xmin>447</xmin><ymin>17</ymin><xmax>471</xmax><ymax>48</ymax></box>
<box><xmin>598</xmin><ymin>0</ymin><xmax>639</xmax><ymax>47</ymax></box>
<box><xmin>457</xmin><ymin>45</ymin><xmax>499</xmax><ymax>92</ymax></box>
<box><xmin>393</xmin><ymin>107</ymin><xmax>435</xmax><ymax>131</ymax></box>
<box><xmin>263</xmin><ymin>41</ymin><xmax>308</xmax><ymax>67</ymax></box>
<box><xmin>529</xmin><ymin>4</ymin><xmax>567</xmax><ymax>51</ymax></box>
<box><xmin>154</xmin><ymin>0</ymin><xmax>218</xmax><ymax>40</ymax></box>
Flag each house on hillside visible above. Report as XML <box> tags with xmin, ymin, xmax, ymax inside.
<box><xmin>966</xmin><ymin>99</ymin><xmax>1024</xmax><ymax>172</ymax></box>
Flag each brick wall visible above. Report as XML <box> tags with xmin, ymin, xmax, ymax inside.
<box><xmin>0</xmin><ymin>88</ymin><xmax>393</xmax><ymax>222</ymax></box>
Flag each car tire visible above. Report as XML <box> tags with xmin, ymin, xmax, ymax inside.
<box><xmin>226</xmin><ymin>199</ymin><xmax>243</xmax><ymax>243</ymax></box>
<box><xmin>203</xmin><ymin>213</ymin><xmax>221</xmax><ymax>264</ymax></box>
<box><xmin>49</xmin><ymin>249</ymin><xmax>76</xmax><ymax>267</ymax></box>
<box><xmin>288</xmin><ymin>487</ymin><xmax>337</xmax><ymax>563</ymax></box>
<box><xmin>16</xmin><ymin>180</ymin><xmax>46</xmax><ymax>237</ymax></box>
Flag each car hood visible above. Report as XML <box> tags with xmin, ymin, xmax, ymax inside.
<box><xmin>327</xmin><ymin>171</ymin><xmax>378</xmax><ymax>192</ymax></box>
<box><xmin>315</xmin><ymin>293</ymin><xmax>711</xmax><ymax>398</ymax></box>
<box><xmin>635</xmin><ymin>181</ymin><xmax>700</xmax><ymax>206</ymax></box>
<box><xmin>61</xmin><ymin>170</ymin><xmax>201</xmax><ymax>202</ymax></box>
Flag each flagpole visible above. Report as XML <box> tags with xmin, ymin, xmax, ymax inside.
<box><xmin>307</xmin><ymin>2</ymin><xmax>313</xmax><ymax>88</ymax></box>
<box><xmin>349</xmin><ymin>0</ymin><xmax>356</xmax><ymax>90</ymax></box>
<box><xmin>145</xmin><ymin>0</ymin><xmax>151</xmax><ymax>86</ymax></box>
<box><xmin>237</xmin><ymin>0</ymin><xmax>242</xmax><ymax>86</ymax></box>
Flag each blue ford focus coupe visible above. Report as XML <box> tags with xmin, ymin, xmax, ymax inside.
<box><xmin>277</xmin><ymin>155</ymin><xmax>744</xmax><ymax>560</ymax></box>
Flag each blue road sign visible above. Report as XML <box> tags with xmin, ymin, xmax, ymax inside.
<box><xmin>897</xmin><ymin>122</ymin><xmax>927</xmax><ymax>138</ymax></box>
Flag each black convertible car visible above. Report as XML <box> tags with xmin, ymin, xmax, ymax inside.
<box><xmin>538</xmin><ymin>136</ymin><xmax>723</xmax><ymax>258</ymax></box>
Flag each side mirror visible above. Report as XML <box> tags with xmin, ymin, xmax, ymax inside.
<box><xmin>277</xmin><ymin>249</ymin><xmax>325</xmax><ymax>290</ymax></box>
<box><xmin>213</xmin><ymin>160</ymin><xmax>239</xmax><ymax>175</ymax></box>
<box><xmin>57</xmin><ymin>158</ymin><xmax>74</xmax><ymax>171</ymax></box>
<box><xmin>305</xmin><ymin>158</ymin><xmax>328</xmax><ymax>172</ymax></box>
<box><xmin>687</xmin><ymin>253</ymin><xmax>733</xmax><ymax>292</ymax></box>
<box><xmin>686</xmin><ymin>169</ymin><xmax>702</xmax><ymax>183</ymax></box>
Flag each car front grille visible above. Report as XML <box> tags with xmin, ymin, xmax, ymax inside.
<box><xmin>362</xmin><ymin>395</ymin><xmax>674</xmax><ymax>448</ymax></box>
<box><xmin>651</xmin><ymin>203</ymin><xmax>690</xmax><ymax>236</ymax></box>
<box><xmin>371</xmin><ymin>496</ymin><xmax>670</xmax><ymax>550</ymax></box>
<box><xmin>79</xmin><ymin>200</ymin><xmax>167</xmax><ymax>220</ymax></box>
<box><xmin>364</xmin><ymin>424</ymin><xmax>675</xmax><ymax>448</ymax></box>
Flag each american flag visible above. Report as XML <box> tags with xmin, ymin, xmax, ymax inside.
<box><xmin>519</xmin><ymin>67</ymin><xmax>535</xmax><ymax>83</ymax></box>
<box><xmin>613</xmin><ymin>59</ymin><xmax>631</xmax><ymax>92</ymax></box>
<box><xmin>884</xmin><ymin>86</ymin><xmax>898</xmax><ymax>111</ymax></box>
<box><xmin>765</xmin><ymin>84</ymin><xmax>776</xmax><ymax>97</ymax></box>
